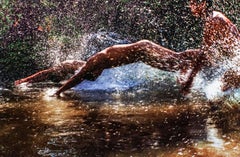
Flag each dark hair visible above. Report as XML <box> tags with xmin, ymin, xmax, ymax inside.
<box><xmin>195</xmin><ymin>0</ymin><xmax>212</xmax><ymax>8</ymax></box>
<box><xmin>206</xmin><ymin>0</ymin><xmax>213</xmax><ymax>9</ymax></box>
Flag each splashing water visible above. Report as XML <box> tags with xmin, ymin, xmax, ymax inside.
<box><xmin>40</xmin><ymin>30</ymin><xmax>239</xmax><ymax>101</ymax></box>
<box><xmin>74</xmin><ymin>63</ymin><xmax>176</xmax><ymax>91</ymax></box>
<box><xmin>192</xmin><ymin>37</ymin><xmax>240</xmax><ymax>101</ymax></box>
<box><xmin>72</xmin><ymin>63</ymin><xmax>180</xmax><ymax>101</ymax></box>
<box><xmin>40</xmin><ymin>30</ymin><xmax>132</xmax><ymax>66</ymax></box>
<box><xmin>191</xmin><ymin>67</ymin><xmax>227</xmax><ymax>100</ymax></box>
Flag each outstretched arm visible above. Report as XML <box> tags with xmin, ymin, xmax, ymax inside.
<box><xmin>15</xmin><ymin>60</ymin><xmax>86</xmax><ymax>85</ymax></box>
<box><xmin>55</xmin><ymin>40</ymin><xmax>203</xmax><ymax>96</ymax></box>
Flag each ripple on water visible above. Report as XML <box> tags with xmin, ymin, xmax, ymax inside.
<box><xmin>1</xmin><ymin>75</ymin><xmax>240</xmax><ymax>157</ymax></box>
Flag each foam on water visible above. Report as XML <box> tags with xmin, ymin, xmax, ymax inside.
<box><xmin>203</xmin><ymin>78</ymin><xmax>224</xmax><ymax>100</ymax></box>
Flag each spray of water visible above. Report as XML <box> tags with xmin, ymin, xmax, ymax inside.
<box><xmin>38</xmin><ymin>30</ymin><xmax>132</xmax><ymax>66</ymax></box>
<box><xmin>192</xmin><ymin>37</ymin><xmax>240</xmax><ymax>101</ymax></box>
<box><xmin>39</xmin><ymin>30</ymin><xmax>239</xmax><ymax>101</ymax></box>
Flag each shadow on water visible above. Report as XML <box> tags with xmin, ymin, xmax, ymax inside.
<box><xmin>0</xmin><ymin>85</ymin><xmax>240</xmax><ymax>157</ymax></box>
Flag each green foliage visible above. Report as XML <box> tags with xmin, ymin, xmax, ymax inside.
<box><xmin>0</xmin><ymin>0</ymin><xmax>49</xmax><ymax>84</ymax></box>
<box><xmin>0</xmin><ymin>0</ymin><xmax>14</xmax><ymax>35</ymax></box>
<box><xmin>0</xmin><ymin>40</ymin><xmax>41</xmax><ymax>83</ymax></box>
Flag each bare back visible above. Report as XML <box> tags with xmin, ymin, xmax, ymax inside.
<box><xmin>203</xmin><ymin>11</ymin><xmax>239</xmax><ymax>62</ymax></box>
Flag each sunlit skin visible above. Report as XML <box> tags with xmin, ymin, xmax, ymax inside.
<box><xmin>15</xmin><ymin>44</ymin><xmax>203</xmax><ymax>95</ymax></box>
<box><xmin>14</xmin><ymin>60</ymin><xmax>86</xmax><ymax>85</ymax></box>
<box><xmin>15</xmin><ymin>0</ymin><xmax>239</xmax><ymax>96</ymax></box>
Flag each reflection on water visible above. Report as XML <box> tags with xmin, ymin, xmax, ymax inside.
<box><xmin>0</xmin><ymin>88</ymin><xmax>240</xmax><ymax>157</ymax></box>
<box><xmin>206</xmin><ymin>118</ymin><xmax>224</xmax><ymax>149</ymax></box>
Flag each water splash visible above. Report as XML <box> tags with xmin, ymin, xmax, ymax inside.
<box><xmin>39</xmin><ymin>30</ymin><xmax>132</xmax><ymax>66</ymax></box>
<box><xmin>38</xmin><ymin>30</ymin><xmax>239</xmax><ymax>101</ymax></box>
<box><xmin>192</xmin><ymin>70</ymin><xmax>226</xmax><ymax>100</ymax></box>
<box><xmin>74</xmin><ymin>63</ymin><xmax>175</xmax><ymax>91</ymax></box>
<box><xmin>72</xmin><ymin>63</ymin><xmax>180</xmax><ymax>101</ymax></box>
<box><xmin>192</xmin><ymin>37</ymin><xmax>240</xmax><ymax>101</ymax></box>
<box><xmin>42</xmin><ymin>88</ymin><xmax>58</xmax><ymax>101</ymax></box>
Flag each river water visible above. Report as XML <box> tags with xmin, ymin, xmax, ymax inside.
<box><xmin>0</xmin><ymin>83</ymin><xmax>240</xmax><ymax>157</ymax></box>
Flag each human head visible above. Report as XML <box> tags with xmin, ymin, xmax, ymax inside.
<box><xmin>190</xmin><ymin>0</ymin><xmax>212</xmax><ymax>17</ymax></box>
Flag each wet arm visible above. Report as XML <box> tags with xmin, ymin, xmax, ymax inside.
<box><xmin>15</xmin><ymin>60</ymin><xmax>85</xmax><ymax>85</ymax></box>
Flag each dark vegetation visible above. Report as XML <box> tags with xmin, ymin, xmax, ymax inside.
<box><xmin>0</xmin><ymin>0</ymin><xmax>239</xmax><ymax>86</ymax></box>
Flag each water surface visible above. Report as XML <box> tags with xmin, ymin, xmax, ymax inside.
<box><xmin>0</xmin><ymin>86</ymin><xmax>240</xmax><ymax>157</ymax></box>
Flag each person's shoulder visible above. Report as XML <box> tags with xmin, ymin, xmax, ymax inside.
<box><xmin>211</xmin><ymin>11</ymin><xmax>232</xmax><ymax>23</ymax></box>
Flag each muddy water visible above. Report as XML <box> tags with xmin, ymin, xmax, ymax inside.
<box><xmin>0</xmin><ymin>87</ymin><xmax>240</xmax><ymax>157</ymax></box>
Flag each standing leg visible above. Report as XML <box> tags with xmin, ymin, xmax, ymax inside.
<box><xmin>176</xmin><ymin>49</ymin><xmax>206</xmax><ymax>94</ymax></box>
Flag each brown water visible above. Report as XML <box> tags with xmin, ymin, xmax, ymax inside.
<box><xmin>0</xmin><ymin>87</ymin><xmax>240</xmax><ymax>157</ymax></box>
